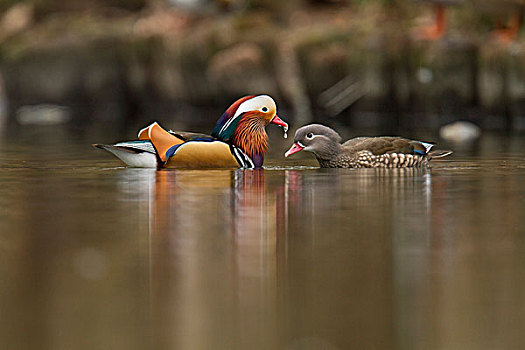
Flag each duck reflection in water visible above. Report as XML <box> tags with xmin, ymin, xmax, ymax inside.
<box><xmin>281</xmin><ymin>167</ymin><xmax>434</xmax><ymax>239</ymax></box>
<box><xmin>148</xmin><ymin>169</ymin><xmax>282</xmax><ymax>348</ymax></box>
<box><xmin>118</xmin><ymin>166</ymin><xmax>439</xmax><ymax>349</ymax></box>
<box><xmin>150</xmin><ymin>169</ymin><xmax>279</xmax><ymax>247</ymax></box>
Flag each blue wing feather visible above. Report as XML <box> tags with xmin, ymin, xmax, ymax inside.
<box><xmin>212</xmin><ymin>112</ymin><xmax>230</xmax><ymax>138</ymax></box>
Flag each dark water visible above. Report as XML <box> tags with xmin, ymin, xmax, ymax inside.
<box><xmin>1</xmin><ymin>128</ymin><xmax>525</xmax><ymax>350</ymax></box>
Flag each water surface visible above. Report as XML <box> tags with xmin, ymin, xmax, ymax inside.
<box><xmin>1</xmin><ymin>129</ymin><xmax>525</xmax><ymax>350</ymax></box>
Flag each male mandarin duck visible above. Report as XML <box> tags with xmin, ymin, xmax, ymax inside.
<box><xmin>285</xmin><ymin>124</ymin><xmax>452</xmax><ymax>168</ymax></box>
<box><xmin>94</xmin><ymin>95</ymin><xmax>289</xmax><ymax>169</ymax></box>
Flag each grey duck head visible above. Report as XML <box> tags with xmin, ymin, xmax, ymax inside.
<box><xmin>285</xmin><ymin>124</ymin><xmax>342</xmax><ymax>160</ymax></box>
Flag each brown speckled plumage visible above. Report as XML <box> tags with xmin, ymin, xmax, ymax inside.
<box><xmin>318</xmin><ymin>150</ymin><xmax>429</xmax><ymax>168</ymax></box>
<box><xmin>286</xmin><ymin>124</ymin><xmax>452</xmax><ymax>168</ymax></box>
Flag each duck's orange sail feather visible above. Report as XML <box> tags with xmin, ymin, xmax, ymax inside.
<box><xmin>138</xmin><ymin>122</ymin><xmax>184</xmax><ymax>162</ymax></box>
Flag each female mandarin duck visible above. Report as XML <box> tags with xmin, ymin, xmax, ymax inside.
<box><xmin>94</xmin><ymin>95</ymin><xmax>288</xmax><ymax>169</ymax></box>
<box><xmin>285</xmin><ymin>124</ymin><xmax>452</xmax><ymax>168</ymax></box>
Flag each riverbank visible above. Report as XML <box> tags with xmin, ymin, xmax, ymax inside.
<box><xmin>1</xmin><ymin>1</ymin><xmax>524</xmax><ymax>132</ymax></box>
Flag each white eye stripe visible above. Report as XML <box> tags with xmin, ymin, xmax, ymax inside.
<box><xmin>303</xmin><ymin>134</ymin><xmax>322</xmax><ymax>141</ymax></box>
<box><xmin>219</xmin><ymin>95</ymin><xmax>276</xmax><ymax>135</ymax></box>
<box><xmin>233</xmin><ymin>95</ymin><xmax>275</xmax><ymax>118</ymax></box>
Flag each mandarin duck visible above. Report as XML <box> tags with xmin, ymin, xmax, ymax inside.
<box><xmin>284</xmin><ymin>124</ymin><xmax>452</xmax><ymax>168</ymax></box>
<box><xmin>94</xmin><ymin>95</ymin><xmax>288</xmax><ymax>169</ymax></box>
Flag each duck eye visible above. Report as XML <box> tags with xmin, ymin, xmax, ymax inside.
<box><xmin>262</xmin><ymin>107</ymin><xmax>268</xmax><ymax>112</ymax></box>
<box><xmin>306</xmin><ymin>132</ymin><xmax>314</xmax><ymax>139</ymax></box>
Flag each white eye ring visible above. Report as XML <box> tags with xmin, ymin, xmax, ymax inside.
<box><xmin>261</xmin><ymin>107</ymin><xmax>268</xmax><ymax>112</ymax></box>
<box><xmin>306</xmin><ymin>132</ymin><xmax>314</xmax><ymax>139</ymax></box>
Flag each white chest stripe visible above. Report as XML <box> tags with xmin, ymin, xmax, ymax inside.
<box><xmin>232</xmin><ymin>146</ymin><xmax>255</xmax><ymax>169</ymax></box>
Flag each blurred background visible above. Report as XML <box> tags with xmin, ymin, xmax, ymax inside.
<box><xmin>2</xmin><ymin>2</ymin><xmax>525</xmax><ymax>350</ymax></box>
<box><xmin>0</xmin><ymin>0</ymin><xmax>524</xmax><ymax>140</ymax></box>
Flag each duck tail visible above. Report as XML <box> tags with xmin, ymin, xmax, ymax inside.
<box><xmin>427</xmin><ymin>149</ymin><xmax>453</xmax><ymax>159</ymax></box>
